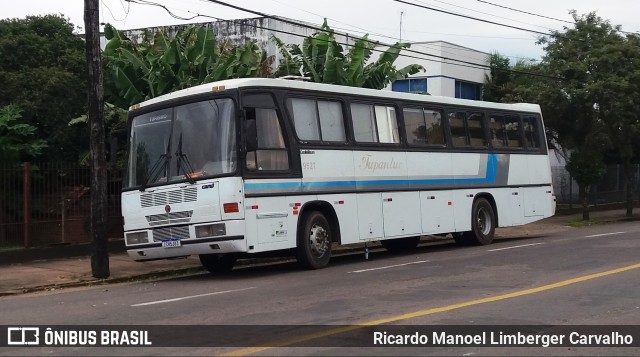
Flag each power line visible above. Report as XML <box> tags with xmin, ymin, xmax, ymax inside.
<box><xmin>415</xmin><ymin>0</ymin><xmax>557</xmax><ymax>32</ymax></box>
<box><xmin>203</xmin><ymin>0</ymin><xmax>500</xmax><ymax>68</ymax></box>
<box><xmin>119</xmin><ymin>0</ymin><xmax>131</xmax><ymax>17</ymax></box>
<box><xmin>123</xmin><ymin>0</ymin><xmax>562</xmax><ymax>80</ymax></box>
<box><xmin>199</xmin><ymin>0</ymin><xmax>559</xmax><ymax>78</ymax></box>
<box><xmin>402</xmin><ymin>28</ymin><xmax>536</xmax><ymax>40</ymax></box>
<box><xmin>476</xmin><ymin>0</ymin><xmax>573</xmax><ymax>25</ymax></box>
<box><xmin>101</xmin><ymin>0</ymin><xmax>128</xmax><ymax>22</ymax></box>
<box><xmin>476</xmin><ymin>0</ymin><xmax>640</xmax><ymax>35</ymax></box>
<box><xmin>127</xmin><ymin>0</ymin><xmax>199</xmax><ymax>21</ymax></box>
<box><xmin>200</xmin><ymin>0</ymin><xmax>492</xmax><ymax>67</ymax></box>
<box><xmin>392</xmin><ymin>0</ymin><xmax>552</xmax><ymax>37</ymax></box>
<box><xmin>263</xmin><ymin>0</ymin><xmax>537</xmax><ymax>63</ymax></box>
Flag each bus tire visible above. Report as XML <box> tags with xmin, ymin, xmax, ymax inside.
<box><xmin>296</xmin><ymin>211</ymin><xmax>332</xmax><ymax>269</ymax></box>
<box><xmin>464</xmin><ymin>197</ymin><xmax>495</xmax><ymax>245</ymax></box>
<box><xmin>199</xmin><ymin>254</ymin><xmax>236</xmax><ymax>274</ymax></box>
<box><xmin>381</xmin><ymin>236</ymin><xmax>421</xmax><ymax>252</ymax></box>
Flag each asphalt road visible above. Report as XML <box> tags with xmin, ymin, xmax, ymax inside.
<box><xmin>1</xmin><ymin>220</ymin><xmax>639</xmax><ymax>356</ymax></box>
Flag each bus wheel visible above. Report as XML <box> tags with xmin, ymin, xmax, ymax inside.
<box><xmin>199</xmin><ymin>254</ymin><xmax>236</xmax><ymax>274</ymax></box>
<box><xmin>296</xmin><ymin>211</ymin><xmax>332</xmax><ymax>269</ymax></box>
<box><xmin>464</xmin><ymin>197</ymin><xmax>495</xmax><ymax>245</ymax></box>
<box><xmin>381</xmin><ymin>236</ymin><xmax>421</xmax><ymax>252</ymax></box>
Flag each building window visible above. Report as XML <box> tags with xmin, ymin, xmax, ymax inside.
<box><xmin>392</xmin><ymin>78</ymin><xmax>428</xmax><ymax>93</ymax></box>
<box><xmin>455</xmin><ymin>80</ymin><xmax>482</xmax><ymax>100</ymax></box>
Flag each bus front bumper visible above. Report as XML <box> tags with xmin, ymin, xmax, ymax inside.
<box><xmin>125</xmin><ymin>219</ymin><xmax>247</xmax><ymax>261</ymax></box>
<box><xmin>127</xmin><ymin>236</ymin><xmax>246</xmax><ymax>261</ymax></box>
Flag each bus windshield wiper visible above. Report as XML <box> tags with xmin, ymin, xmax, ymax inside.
<box><xmin>139</xmin><ymin>150</ymin><xmax>171</xmax><ymax>192</ymax></box>
<box><xmin>175</xmin><ymin>133</ymin><xmax>196</xmax><ymax>184</ymax></box>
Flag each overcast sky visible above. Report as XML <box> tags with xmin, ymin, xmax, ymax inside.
<box><xmin>4</xmin><ymin>0</ymin><xmax>639</xmax><ymax>63</ymax></box>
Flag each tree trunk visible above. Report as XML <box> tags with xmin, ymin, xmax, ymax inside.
<box><xmin>622</xmin><ymin>161</ymin><xmax>633</xmax><ymax>217</ymax></box>
<box><xmin>84</xmin><ymin>0</ymin><xmax>109</xmax><ymax>278</ymax></box>
<box><xmin>580</xmin><ymin>184</ymin><xmax>590</xmax><ymax>221</ymax></box>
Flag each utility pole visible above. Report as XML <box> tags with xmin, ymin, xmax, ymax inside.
<box><xmin>84</xmin><ymin>0</ymin><xmax>110</xmax><ymax>278</ymax></box>
<box><xmin>399</xmin><ymin>11</ymin><xmax>404</xmax><ymax>42</ymax></box>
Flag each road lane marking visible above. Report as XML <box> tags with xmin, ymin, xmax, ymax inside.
<box><xmin>220</xmin><ymin>263</ymin><xmax>640</xmax><ymax>356</ymax></box>
<box><xmin>348</xmin><ymin>260</ymin><xmax>430</xmax><ymax>273</ymax></box>
<box><xmin>584</xmin><ymin>231</ymin><xmax>626</xmax><ymax>238</ymax></box>
<box><xmin>487</xmin><ymin>243</ymin><xmax>544</xmax><ymax>252</ymax></box>
<box><xmin>131</xmin><ymin>287</ymin><xmax>256</xmax><ymax>307</ymax></box>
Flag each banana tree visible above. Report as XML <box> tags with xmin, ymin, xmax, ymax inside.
<box><xmin>103</xmin><ymin>24</ymin><xmax>274</xmax><ymax>108</ymax></box>
<box><xmin>273</xmin><ymin>20</ymin><xmax>424</xmax><ymax>89</ymax></box>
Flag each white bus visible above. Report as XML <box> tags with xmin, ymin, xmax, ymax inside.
<box><xmin>122</xmin><ymin>78</ymin><xmax>555</xmax><ymax>273</ymax></box>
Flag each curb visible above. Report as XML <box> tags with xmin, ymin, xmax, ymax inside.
<box><xmin>0</xmin><ymin>239</ymin><xmax>451</xmax><ymax>297</ymax></box>
<box><xmin>0</xmin><ymin>266</ymin><xmax>206</xmax><ymax>297</ymax></box>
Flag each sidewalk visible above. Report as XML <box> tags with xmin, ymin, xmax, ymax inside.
<box><xmin>0</xmin><ymin>209</ymin><xmax>636</xmax><ymax>297</ymax></box>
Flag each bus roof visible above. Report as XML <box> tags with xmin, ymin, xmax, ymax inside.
<box><xmin>133</xmin><ymin>78</ymin><xmax>542</xmax><ymax>113</ymax></box>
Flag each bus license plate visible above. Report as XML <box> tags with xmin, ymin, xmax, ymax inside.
<box><xmin>162</xmin><ymin>239</ymin><xmax>181</xmax><ymax>248</ymax></box>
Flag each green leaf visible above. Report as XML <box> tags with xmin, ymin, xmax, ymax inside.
<box><xmin>104</xmin><ymin>23</ymin><xmax>115</xmax><ymax>40</ymax></box>
<box><xmin>113</xmin><ymin>66</ymin><xmax>144</xmax><ymax>105</ymax></box>
<box><xmin>68</xmin><ymin>115</ymin><xmax>88</xmax><ymax>126</ymax></box>
<box><xmin>188</xmin><ymin>26</ymin><xmax>216</xmax><ymax>65</ymax></box>
<box><xmin>346</xmin><ymin>35</ymin><xmax>372</xmax><ymax>85</ymax></box>
<box><xmin>118</xmin><ymin>48</ymin><xmax>150</xmax><ymax>74</ymax></box>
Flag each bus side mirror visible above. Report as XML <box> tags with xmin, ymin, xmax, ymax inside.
<box><xmin>244</xmin><ymin>119</ymin><xmax>258</xmax><ymax>153</ymax></box>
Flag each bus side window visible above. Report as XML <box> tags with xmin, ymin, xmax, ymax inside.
<box><xmin>245</xmin><ymin>107</ymin><xmax>289</xmax><ymax>171</ymax></box>
<box><xmin>375</xmin><ymin>106</ymin><xmax>399</xmax><ymax>143</ymax></box>
<box><xmin>490</xmin><ymin>114</ymin><xmax>523</xmax><ymax>149</ymax></box>
<box><xmin>467</xmin><ymin>112</ymin><xmax>487</xmax><ymax>147</ymax></box>
<box><xmin>351</xmin><ymin>103</ymin><xmax>399</xmax><ymax>144</ymax></box>
<box><xmin>288</xmin><ymin>98</ymin><xmax>346</xmax><ymax>142</ymax></box>
<box><xmin>351</xmin><ymin>103</ymin><xmax>378</xmax><ymax>142</ymax></box>
<box><xmin>523</xmin><ymin>116</ymin><xmax>541</xmax><ymax>149</ymax></box>
<box><xmin>448</xmin><ymin>111</ymin><xmax>469</xmax><ymax>146</ymax></box>
<box><xmin>490</xmin><ymin>114</ymin><xmax>506</xmax><ymax>148</ymax></box>
<box><xmin>404</xmin><ymin>107</ymin><xmax>445</xmax><ymax>146</ymax></box>
<box><xmin>504</xmin><ymin>115</ymin><xmax>523</xmax><ymax>148</ymax></box>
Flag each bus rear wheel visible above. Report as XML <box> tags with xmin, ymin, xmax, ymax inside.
<box><xmin>381</xmin><ymin>236</ymin><xmax>421</xmax><ymax>252</ymax></box>
<box><xmin>464</xmin><ymin>197</ymin><xmax>495</xmax><ymax>245</ymax></box>
<box><xmin>199</xmin><ymin>254</ymin><xmax>236</xmax><ymax>274</ymax></box>
<box><xmin>296</xmin><ymin>211</ymin><xmax>332</xmax><ymax>269</ymax></box>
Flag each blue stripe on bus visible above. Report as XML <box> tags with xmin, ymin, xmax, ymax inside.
<box><xmin>244</xmin><ymin>154</ymin><xmax>498</xmax><ymax>191</ymax></box>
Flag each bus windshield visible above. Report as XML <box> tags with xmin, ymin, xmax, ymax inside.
<box><xmin>125</xmin><ymin>98</ymin><xmax>237</xmax><ymax>189</ymax></box>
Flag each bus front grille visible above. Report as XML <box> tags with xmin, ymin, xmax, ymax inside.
<box><xmin>146</xmin><ymin>211</ymin><xmax>193</xmax><ymax>226</ymax></box>
<box><xmin>152</xmin><ymin>226</ymin><xmax>190</xmax><ymax>242</ymax></box>
<box><xmin>140</xmin><ymin>187</ymin><xmax>198</xmax><ymax>208</ymax></box>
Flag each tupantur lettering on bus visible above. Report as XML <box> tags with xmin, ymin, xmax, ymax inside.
<box><xmin>359</xmin><ymin>155</ymin><xmax>402</xmax><ymax>173</ymax></box>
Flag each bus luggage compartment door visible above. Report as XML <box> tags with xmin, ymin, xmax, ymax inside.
<box><xmin>357</xmin><ymin>193</ymin><xmax>383</xmax><ymax>240</ymax></box>
<box><xmin>382</xmin><ymin>192</ymin><xmax>421</xmax><ymax>237</ymax></box>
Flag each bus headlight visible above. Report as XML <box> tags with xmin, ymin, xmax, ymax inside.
<box><xmin>195</xmin><ymin>223</ymin><xmax>226</xmax><ymax>238</ymax></box>
<box><xmin>126</xmin><ymin>231</ymin><xmax>149</xmax><ymax>245</ymax></box>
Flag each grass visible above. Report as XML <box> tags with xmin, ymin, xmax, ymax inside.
<box><xmin>0</xmin><ymin>245</ymin><xmax>23</xmax><ymax>252</ymax></box>
<box><xmin>566</xmin><ymin>218</ymin><xmax>604</xmax><ymax>228</ymax></box>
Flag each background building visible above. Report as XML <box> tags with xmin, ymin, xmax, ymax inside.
<box><xmin>389</xmin><ymin>41</ymin><xmax>489</xmax><ymax>99</ymax></box>
<box><xmin>104</xmin><ymin>16</ymin><xmax>490</xmax><ymax>100</ymax></box>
